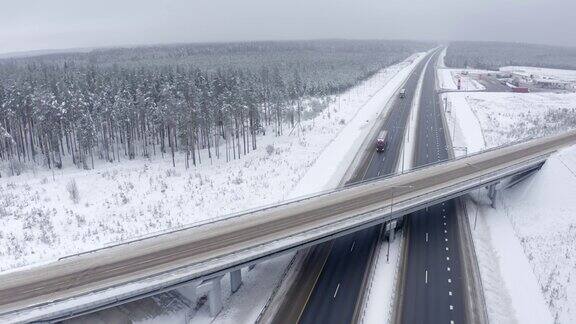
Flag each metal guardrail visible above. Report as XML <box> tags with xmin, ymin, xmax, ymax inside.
<box><xmin>459</xmin><ymin>197</ymin><xmax>490</xmax><ymax>324</ymax></box>
<box><xmin>357</xmin><ymin>226</ymin><xmax>385</xmax><ymax>323</ymax></box>
<box><xmin>253</xmin><ymin>252</ymin><xmax>298</xmax><ymax>324</ymax></box>
<box><xmin>357</xmin><ymin>226</ymin><xmax>406</xmax><ymax>324</ymax></box>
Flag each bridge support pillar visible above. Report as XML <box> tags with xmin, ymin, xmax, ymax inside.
<box><xmin>177</xmin><ymin>282</ymin><xmax>198</xmax><ymax>303</ymax></box>
<box><xmin>230</xmin><ymin>269</ymin><xmax>242</xmax><ymax>293</ymax></box>
<box><xmin>487</xmin><ymin>183</ymin><xmax>498</xmax><ymax>208</ymax></box>
<box><xmin>208</xmin><ymin>276</ymin><xmax>223</xmax><ymax>317</ymax></box>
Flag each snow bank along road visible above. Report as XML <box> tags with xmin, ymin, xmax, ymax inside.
<box><xmin>2</xmin><ymin>139</ymin><xmax>576</xmax><ymax>320</ymax></box>
<box><xmin>278</xmin><ymin>50</ymin><xmax>439</xmax><ymax>324</ymax></box>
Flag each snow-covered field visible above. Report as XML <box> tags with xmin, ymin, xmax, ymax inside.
<box><xmin>444</xmin><ymin>92</ymin><xmax>576</xmax><ymax>153</ymax></box>
<box><xmin>501</xmin><ymin>66</ymin><xmax>576</xmax><ymax>84</ymax></box>
<box><xmin>445</xmin><ymin>88</ymin><xmax>576</xmax><ymax>323</ymax></box>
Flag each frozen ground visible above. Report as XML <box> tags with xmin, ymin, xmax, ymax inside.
<box><xmin>445</xmin><ymin>90</ymin><xmax>576</xmax><ymax>323</ymax></box>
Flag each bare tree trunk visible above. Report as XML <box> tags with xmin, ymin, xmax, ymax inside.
<box><xmin>168</xmin><ymin>125</ymin><xmax>175</xmax><ymax>167</ymax></box>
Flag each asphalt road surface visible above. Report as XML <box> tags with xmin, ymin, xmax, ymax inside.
<box><xmin>296</xmin><ymin>51</ymin><xmax>437</xmax><ymax>324</ymax></box>
<box><xmin>477</xmin><ymin>75</ymin><xmax>511</xmax><ymax>92</ymax></box>
<box><xmin>400</xmin><ymin>50</ymin><xmax>466</xmax><ymax>323</ymax></box>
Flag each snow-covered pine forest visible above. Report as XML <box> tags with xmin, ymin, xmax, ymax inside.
<box><xmin>0</xmin><ymin>40</ymin><xmax>430</xmax><ymax>175</ymax></box>
<box><xmin>445</xmin><ymin>41</ymin><xmax>576</xmax><ymax>71</ymax></box>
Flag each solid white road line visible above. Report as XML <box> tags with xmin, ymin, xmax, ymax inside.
<box><xmin>333</xmin><ymin>283</ymin><xmax>340</xmax><ymax>298</ymax></box>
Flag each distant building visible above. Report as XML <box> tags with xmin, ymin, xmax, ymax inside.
<box><xmin>533</xmin><ymin>78</ymin><xmax>573</xmax><ymax>90</ymax></box>
<box><xmin>495</xmin><ymin>72</ymin><xmax>512</xmax><ymax>79</ymax></box>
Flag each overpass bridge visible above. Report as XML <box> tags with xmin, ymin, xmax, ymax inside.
<box><xmin>1</xmin><ymin>130</ymin><xmax>576</xmax><ymax>322</ymax></box>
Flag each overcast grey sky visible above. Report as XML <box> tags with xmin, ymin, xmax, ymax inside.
<box><xmin>0</xmin><ymin>0</ymin><xmax>574</xmax><ymax>54</ymax></box>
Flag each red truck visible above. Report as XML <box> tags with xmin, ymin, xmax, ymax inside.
<box><xmin>376</xmin><ymin>130</ymin><xmax>388</xmax><ymax>152</ymax></box>
<box><xmin>512</xmin><ymin>87</ymin><xmax>530</xmax><ymax>93</ymax></box>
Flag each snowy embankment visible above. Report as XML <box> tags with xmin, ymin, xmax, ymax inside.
<box><xmin>445</xmin><ymin>90</ymin><xmax>576</xmax><ymax>323</ymax></box>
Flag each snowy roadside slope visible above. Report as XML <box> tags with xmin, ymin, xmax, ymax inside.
<box><xmin>497</xmin><ymin>147</ymin><xmax>576</xmax><ymax>324</ymax></box>
<box><xmin>445</xmin><ymin>91</ymin><xmax>576</xmax><ymax>323</ymax></box>
<box><xmin>465</xmin><ymin>147</ymin><xmax>576</xmax><ymax>324</ymax></box>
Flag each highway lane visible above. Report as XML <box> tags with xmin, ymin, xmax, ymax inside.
<box><xmin>400</xmin><ymin>50</ymin><xmax>465</xmax><ymax>323</ymax></box>
<box><xmin>296</xmin><ymin>51</ymin><xmax>437</xmax><ymax>324</ymax></box>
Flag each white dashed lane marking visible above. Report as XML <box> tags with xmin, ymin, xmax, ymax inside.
<box><xmin>333</xmin><ymin>283</ymin><xmax>340</xmax><ymax>298</ymax></box>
